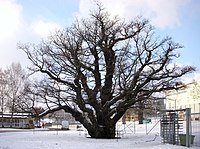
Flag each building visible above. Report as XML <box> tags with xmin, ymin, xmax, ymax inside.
<box><xmin>0</xmin><ymin>113</ymin><xmax>34</xmax><ymax>128</ymax></box>
<box><xmin>165</xmin><ymin>80</ymin><xmax>200</xmax><ymax>120</ymax></box>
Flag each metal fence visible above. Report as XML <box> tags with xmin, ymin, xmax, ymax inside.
<box><xmin>191</xmin><ymin>112</ymin><xmax>200</xmax><ymax>147</ymax></box>
<box><xmin>160</xmin><ymin>109</ymin><xmax>184</xmax><ymax>145</ymax></box>
<box><xmin>160</xmin><ymin>108</ymin><xmax>200</xmax><ymax>148</ymax></box>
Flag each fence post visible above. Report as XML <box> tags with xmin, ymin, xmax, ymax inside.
<box><xmin>186</xmin><ymin>108</ymin><xmax>191</xmax><ymax>147</ymax></box>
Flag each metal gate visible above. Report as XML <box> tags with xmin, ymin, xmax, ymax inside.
<box><xmin>160</xmin><ymin>109</ymin><xmax>184</xmax><ymax>145</ymax></box>
<box><xmin>161</xmin><ymin>108</ymin><xmax>199</xmax><ymax>147</ymax></box>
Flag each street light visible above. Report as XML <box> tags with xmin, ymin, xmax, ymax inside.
<box><xmin>174</xmin><ymin>82</ymin><xmax>179</xmax><ymax>111</ymax></box>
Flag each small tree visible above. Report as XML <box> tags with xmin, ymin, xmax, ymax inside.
<box><xmin>0</xmin><ymin>69</ymin><xmax>7</xmax><ymax>112</ymax></box>
<box><xmin>19</xmin><ymin>5</ymin><xmax>195</xmax><ymax>138</ymax></box>
<box><xmin>4</xmin><ymin>63</ymin><xmax>30</xmax><ymax>125</ymax></box>
<box><xmin>0</xmin><ymin>69</ymin><xmax>8</xmax><ymax>127</ymax></box>
<box><xmin>191</xmin><ymin>81</ymin><xmax>200</xmax><ymax>100</ymax></box>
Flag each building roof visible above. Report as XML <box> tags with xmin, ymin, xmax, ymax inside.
<box><xmin>0</xmin><ymin>113</ymin><xmax>32</xmax><ymax>119</ymax></box>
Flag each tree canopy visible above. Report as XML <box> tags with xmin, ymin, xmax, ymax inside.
<box><xmin>18</xmin><ymin>5</ymin><xmax>195</xmax><ymax>138</ymax></box>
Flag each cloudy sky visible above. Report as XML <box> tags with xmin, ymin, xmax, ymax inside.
<box><xmin>0</xmin><ymin>0</ymin><xmax>200</xmax><ymax>77</ymax></box>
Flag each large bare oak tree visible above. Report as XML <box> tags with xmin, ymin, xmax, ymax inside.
<box><xmin>19</xmin><ymin>6</ymin><xmax>195</xmax><ymax>138</ymax></box>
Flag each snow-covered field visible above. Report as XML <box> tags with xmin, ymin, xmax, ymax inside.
<box><xmin>0</xmin><ymin>121</ymin><xmax>199</xmax><ymax>149</ymax></box>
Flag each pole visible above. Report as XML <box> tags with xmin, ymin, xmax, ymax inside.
<box><xmin>175</xmin><ymin>88</ymin><xmax>178</xmax><ymax>111</ymax></box>
<box><xmin>145</xmin><ymin>122</ymin><xmax>147</xmax><ymax>135</ymax></box>
<box><xmin>134</xmin><ymin>120</ymin><xmax>136</xmax><ymax>134</ymax></box>
<box><xmin>186</xmin><ymin>108</ymin><xmax>191</xmax><ymax>147</ymax></box>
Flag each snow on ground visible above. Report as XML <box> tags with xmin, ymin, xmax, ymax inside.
<box><xmin>0</xmin><ymin>121</ymin><xmax>199</xmax><ymax>149</ymax></box>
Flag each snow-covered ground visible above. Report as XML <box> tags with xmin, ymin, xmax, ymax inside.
<box><xmin>0</xmin><ymin>121</ymin><xmax>199</xmax><ymax>149</ymax></box>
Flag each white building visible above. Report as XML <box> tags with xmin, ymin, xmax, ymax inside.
<box><xmin>165</xmin><ymin>80</ymin><xmax>200</xmax><ymax>119</ymax></box>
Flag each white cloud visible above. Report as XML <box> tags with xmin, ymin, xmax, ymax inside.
<box><xmin>0</xmin><ymin>0</ymin><xmax>23</xmax><ymax>44</ymax></box>
<box><xmin>0</xmin><ymin>0</ymin><xmax>24</xmax><ymax>68</ymax></box>
<box><xmin>0</xmin><ymin>0</ymin><xmax>60</xmax><ymax>68</ymax></box>
<box><xmin>30</xmin><ymin>20</ymin><xmax>60</xmax><ymax>38</ymax></box>
<box><xmin>78</xmin><ymin>0</ymin><xmax>190</xmax><ymax>28</ymax></box>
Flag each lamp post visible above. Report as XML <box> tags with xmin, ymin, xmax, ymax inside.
<box><xmin>174</xmin><ymin>82</ymin><xmax>179</xmax><ymax>111</ymax></box>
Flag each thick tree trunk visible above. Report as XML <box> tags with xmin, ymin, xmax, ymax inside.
<box><xmin>87</xmin><ymin>123</ymin><xmax>116</xmax><ymax>138</ymax></box>
<box><xmin>69</xmin><ymin>109</ymin><xmax>117</xmax><ymax>138</ymax></box>
<box><xmin>138</xmin><ymin>109</ymin><xmax>144</xmax><ymax>124</ymax></box>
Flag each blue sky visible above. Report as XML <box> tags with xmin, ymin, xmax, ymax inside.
<box><xmin>0</xmin><ymin>0</ymin><xmax>200</xmax><ymax>79</ymax></box>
